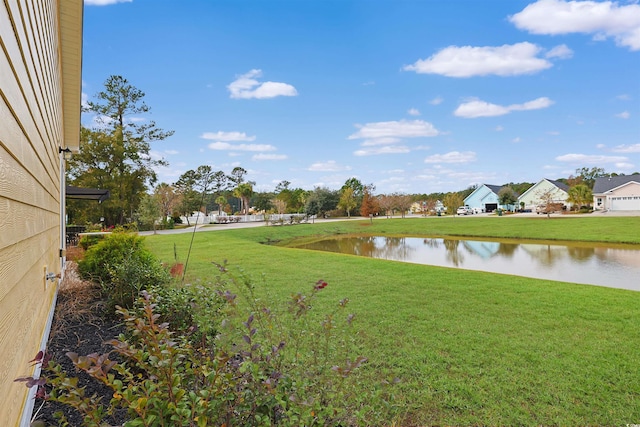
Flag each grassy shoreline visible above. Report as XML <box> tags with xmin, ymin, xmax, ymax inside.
<box><xmin>146</xmin><ymin>217</ymin><xmax>640</xmax><ymax>425</ymax></box>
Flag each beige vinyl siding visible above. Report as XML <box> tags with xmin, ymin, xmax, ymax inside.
<box><xmin>612</xmin><ymin>182</ymin><xmax>640</xmax><ymax>197</ymax></box>
<box><xmin>0</xmin><ymin>0</ymin><xmax>82</xmax><ymax>425</ymax></box>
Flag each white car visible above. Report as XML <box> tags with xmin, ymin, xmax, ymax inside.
<box><xmin>456</xmin><ymin>206</ymin><xmax>470</xmax><ymax>215</ymax></box>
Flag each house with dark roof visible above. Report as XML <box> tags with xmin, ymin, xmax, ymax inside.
<box><xmin>593</xmin><ymin>175</ymin><xmax>640</xmax><ymax>211</ymax></box>
<box><xmin>517</xmin><ymin>179</ymin><xmax>570</xmax><ymax>212</ymax></box>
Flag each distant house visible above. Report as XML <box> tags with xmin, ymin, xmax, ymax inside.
<box><xmin>464</xmin><ymin>184</ymin><xmax>512</xmax><ymax>213</ymax></box>
<box><xmin>0</xmin><ymin>1</ymin><xmax>83</xmax><ymax>425</ymax></box>
<box><xmin>517</xmin><ymin>179</ymin><xmax>570</xmax><ymax>212</ymax></box>
<box><xmin>593</xmin><ymin>175</ymin><xmax>640</xmax><ymax>211</ymax></box>
<box><xmin>410</xmin><ymin>202</ymin><xmax>423</xmax><ymax>214</ymax></box>
<box><xmin>410</xmin><ymin>200</ymin><xmax>445</xmax><ymax>215</ymax></box>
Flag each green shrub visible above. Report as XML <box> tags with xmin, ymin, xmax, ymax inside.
<box><xmin>24</xmin><ymin>266</ymin><xmax>393</xmax><ymax>426</ymax></box>
<box><xmin>78</xmin><ymin>232</ymin><xmax>171</xmax><ymax>310</ymax></box>
<box><xmin>145</xmin><ymin>283</ymin><xmax>224</xmax><ymax>349</ymax></box>
<box><xmin>78</xmin><ymin>234</ymin><xmax>105</xmax><ymax>250</ymax></box>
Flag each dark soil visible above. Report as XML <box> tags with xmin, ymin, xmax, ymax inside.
<box><xmin>30</xmin><ymin>255</ymin><xmax>127</xmax><ymax>427</ymax></box>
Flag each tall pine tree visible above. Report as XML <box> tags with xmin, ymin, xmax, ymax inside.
<box><xmin>68</xmin><ymin>75</ymin><xmax>174</xmax><ymax>225</ymax></box>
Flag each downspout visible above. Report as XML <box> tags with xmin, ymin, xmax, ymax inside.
<box><xmin>60</xmin><ymin>147</ymin><xmax>67</xmax><ymax>269</ymax></box>
<box><xmin>20</xmin><ymin>282</ymin><xmax>60</xmax><ymax>427</ymax></box>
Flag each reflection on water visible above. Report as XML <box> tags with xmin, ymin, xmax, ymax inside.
<box><xmin>294</xmin><ymin>236</ymin><xmax>640</xmax><ymax>291</ymax></box>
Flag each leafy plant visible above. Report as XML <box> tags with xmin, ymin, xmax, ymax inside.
<box><xmin>20</xmin><ymin>266</ymin><xmax>390</xmax><ymax>426</ymax></box>
<box><xmin>78</xmin><ymin>234</ymin><xmax>106</xmax><ymax>250</ymax></box>
<box><xmin>145</xmin><ymin>283</ymin><xmax>224</xmax><ymax>349</ymax></box>
<box><xmin>78</xmin><ymin>232</ymin><xmax>170</xmax><ymax>310</ymax></box>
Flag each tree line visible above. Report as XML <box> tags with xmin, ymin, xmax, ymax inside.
<box><xmin>67</xmin><ymin>76</ymin><xmax>638</xmax><ymax>228</ymax></box>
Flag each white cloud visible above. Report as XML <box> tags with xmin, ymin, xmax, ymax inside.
<box><xmin>615</xmin><ymin>111</ymin><xmax>630</xmax><ymax>119</ymax></box>
<box><xmin>617</xmin><ymin>94</ymin><xmax>631</xmax><ymax>101</ymax></box>
<box><xmin>227</xmin><ymin>69</ymin><xmax>298</xmax><ymax>99</ymax></box>
<box><xmin>455</xmin><ymin>100</ymin><xmax>510</xmax><ymax>118</ymax></box>
<box><xmin>454</xmin><ymin>97</ymin><xmax>554</xmax><ymax>118</ymax></box>
<box><xmin>307</xmin><ymin>160</ymin><xmax>351</xmax><ymax>172</ymax></box>
<box><xmin>361</xmin><ymin>137</ymin><xmax>402</xmax><ymax>146</ymax></box>
<box><xmin>495</xmin><ymin>125</ymin><xmax>504</xmax><ymax>131</ymax></box>
<box><xmin>611</xmin><ymin>143</ymin><xmax>640</xmax><ymax>153</ymax></box>
<box><xmin>446</xmin><ymin>171</ymin><xmax>499</xmax><ymax>184</ymax></box>
<box><xmin>85</xmin><ymin>0</ymin><xmax>131</xmax><ymax>5</ymax></box>
<box><xmin>430</xmin><ymin>96</ymin><xmax>444</xmax><ymax>105</ymax></box>
<box><xmin>615</xmin><ymin>162</ymin><xmax>635</xmax><ymax>169</ymax></box>
<box><xmin>403</xmin><ymin>42</ymin><xmax>552</xmax><ymax>77</ymax></box>
<box><xmin>200</xmin><ymin>131</ymin><xmax>256</xmax><ymax>141</ymax></box>
<box><xmin>545</xmin><ymin>44</ymin><xmax>574</xmax><ymax>59</ymax></box>
<box><xmin>511</xmin><ymin>97</ymin><xmax>555</xmax><ymax>111</ymax></box>
<box><xmin>348</xmin><ymin>119</ymin><xmax>440</xmax><ymax>140</ymax></box>
<box><xmin>555</xmin><ymin>153</ymin><xmax>629</xmax><ymax>164</ymax></box>
<box><xmin>408</xmin><ymin>108</ymin><xmax>421</xmax><ymax>116</ymax></box>
<box><xmin>148</xmin><ymin>150</ymin><xmax>165</xmax><ymax>162</ymax></box>
<box><xmin>424</xmin><ymin>151</ymin><xmax>477</xmax><ymax>164</ymax></box>
<box><xmin>165</xmin><ymin>149</ymin><xmax>179</xmax><ymax>155</ymax></box>
<box><xmin>252</xmin><ymin>153</ymin><xmax>288</xmax><ymax>161</ymax></box>
<box><xmin>512</xmin><ymin>137</ymin><xmax>522</xmax><ymax>143</ymax></box>
<box><xmin>154</xmin><ymin>164</ymin><xmax>187</xmax><ymax>181</ymax></box>
<box><xmin>81</xmin><ymin>92</ymin><xmax>89</xmax><ymax>109</ymax></box>
<box><xmin>90</xmin><ymin>114</ymin><xmax>115</xmax><ymax>129</ymax></box>
<box><xmin>354</xmin><ymin>146</ymin><xmax>411</xmax><ymax>156</ymax></box>
<box><xmin>208</xmin><ymin>142</ymin><xmax>276</xmax><ymax>152</ymax></box>
<box><xmin>509</xmin><ymin>0</ymin><xmax>640</xmax><ymax>51</ymax></box>
<box><xmin>349</xmin><ymin>120</ymin><xmax>440</xmax><ymax>155</ymax></box>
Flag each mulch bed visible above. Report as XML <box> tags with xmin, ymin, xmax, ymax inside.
<box><xmin>30</xmin><ymin>249</ymin><xmax>127</xmax><ymax>426</ymax></box>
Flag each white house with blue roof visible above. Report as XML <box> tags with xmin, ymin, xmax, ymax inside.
<box><xmin>464</xmin><ymin>184</ymin><xmax>510</xmax><ymax>213</ymax></box>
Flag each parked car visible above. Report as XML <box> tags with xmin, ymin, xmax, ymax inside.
<box><xmin>456</xmin><ymin>206</ymin><xmax>470</xmax><ymax>215</ymax></box>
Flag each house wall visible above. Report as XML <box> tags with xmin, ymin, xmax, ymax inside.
<box><xmin>0</xmin><ymin>1</ymin><xmax>82</xmax><ymax>425</ymax></box>
<box><xmin>464</xmin><ymin>185</ymin><xmax>498</xmax><ymax>211</ymax></box>
<box><xmin>610</xmin><ymin>182</ymin><xmax>640</xmax><ymax>197</ymax></box>
<box><xmin>518</xmin><ymin>179</ymin><xmax>568</xmax><ymax>210</ymax></box>
<box><xmin>595</xmin><ymin>182</ymin><xmax>640</xmax><ymax>211</ymax></box>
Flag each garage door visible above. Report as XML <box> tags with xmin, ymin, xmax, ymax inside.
<box><xmin>485</xmin><ymin>203</ymin><xmax>498</xmax><ymax>212</ymax></box>
<box><xmin>610</xmin><ymin>196</ymin><xmax>640</xmax><ymax>211</ymax></box>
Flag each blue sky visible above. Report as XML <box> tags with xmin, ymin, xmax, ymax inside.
<box><xmin>81</xmin><ymin>0</ymin><xmax>640</xmax><ymax>194</ymax></box>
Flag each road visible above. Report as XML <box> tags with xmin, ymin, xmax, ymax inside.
<box><xmin>137</xmin><ymin>216</ymin><xmax>367</xmax><ymax>236</ymax></box>
<box><xmin>138</xmin><ymin>210</ymin><xmax>640</xmax><ymax>236</ymax></box>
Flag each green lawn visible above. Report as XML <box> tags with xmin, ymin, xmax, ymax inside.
<box><xmin>146</xmin><ymin>216</ymin><xmax>640</xmax><ymax>425</ymax></box>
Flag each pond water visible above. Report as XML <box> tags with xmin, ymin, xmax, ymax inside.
<box><xmin>293</xmin><ymin>236</ymin><xmax>640</xmax><ymax>291</ymax></box>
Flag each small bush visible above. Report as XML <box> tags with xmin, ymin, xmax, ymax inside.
<box><xmin>78</xmin><ymin>232</ymin><xmax>170</xmax><ymax>310</ymax></box>
<box><xmin>145</xmin><ymin>283</ymin><xmax>224</xmax><ymax>349</ymax></box>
